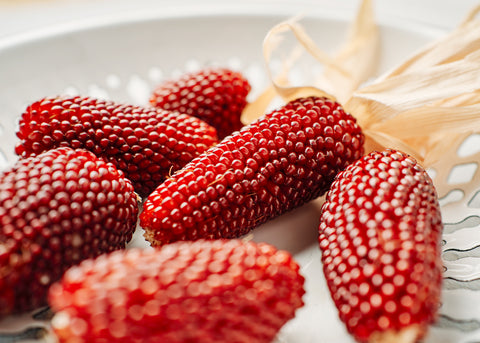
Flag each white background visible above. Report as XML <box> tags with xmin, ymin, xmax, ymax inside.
<box><xmin>0</xmin><ymin>0</ymin><xmax>479</xmax><ymax>41</ymax></box>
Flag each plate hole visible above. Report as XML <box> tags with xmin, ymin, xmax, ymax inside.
<box><xmin>468</xmin><ymin>190</ymin><xmax>480</xmax><ymax>208</ymax></box>
<box><xmin>458</xmin><ymin>133</ymin><xmax>480</xmax><ymax>157</ymax></box>
<box><xmin>439</xmin><ymin>189</ymin><xmax>464</xmax><ymax>207</ymax></box>
<box><xmin>106</xmin><ymin>74</ymin><xmax>121</xmax><ymax>89</ymax></box>
<box><xmin>126</xmin><ymin>75</ymin><xmax>151</xmax><ymax>105</ymax></box>
<box><xmin>245</xmin><ymin>62</ymin><xmax>270</xmax><ymax>99</ymax></box>
<box><xmin>443</xmin><ymin>246</ymin><xmax>480</xmax><ymax>261</ymax></box>
<box><xmin>87</xmin><ymin>84</ymin><xmax>110</xmax><ymax>100</ymax></box>
<box><xmin>63</xmin><ymin>86</ymin><xmax>79</xmax><ymax>96</ymax></box>
<box><xmin>444</xmin><ymin>216</ymin><xmax>480</xmax><ymax>234</ymax></box>
<box><xmin>184</xmin><ymin>59</ymin><xmax>202</xmax><ymax>72</ymax></box>
<box><xmin>227</xmin><ymin>56</ymin><xmax>243</xmax><ymax>70</ymax></box>
<box><xmin>447</xmin><ymin>162</ymin><xmax>478</xmax><ymax>184</ymax></box>
<box><xmin>148</xmin><ymin>67</ymin><xmax>164</xmax><ymax>84</ymax></box>
<box><xmin>427</xmin><ymin>167</ymin><xmax>437</xmax><ymax>180</ymax></box>
<box><xmin>0</xmin><ymin>150</ymin><xmax>9</xmax><ymax>172</ymax></box>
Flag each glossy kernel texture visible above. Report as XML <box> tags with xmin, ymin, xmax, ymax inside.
<box><xmin>48</xmin><ymin>239</ymin><xmax>305</xmax><ymax>343</ymax></box>
<box><xmin>318</xmin><ymin>149</ymin><xmax>443</xmax><ymax>342</ymax></box>
<box><xmin>140</xmin><ymin>96</ymin><xmax>364</xmax><ymax>246</ymax></box>
<box><xmin>15</xmin><ymin>96</ymin><xmax>219</xmax><ymax>197</ymax></box>
<box><xmin>150</xmin><ymin>67</ymin><xmax>251</xmax><ymax>139</ymax></box>
<box><xmin>0</xmin><ymin>147</ymin><xmax>138</xmax><ymax>316</ymax></box>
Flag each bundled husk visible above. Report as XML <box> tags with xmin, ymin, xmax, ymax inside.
<box><xmin>242</xmin><ymin>0</ymin><xmax>480</xmax><ymax>199</ymax></box>
<box><xmin>242</xmin><ymin>0</ymin><xmax>379</xmax><ymax>120</ymax></box>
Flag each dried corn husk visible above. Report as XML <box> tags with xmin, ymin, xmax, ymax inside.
<box><xmin>347</xmin><ymin>5</ymin><xmax>480</xmax><ymax>197</ymax></box>
<box><xmin>241</xmin><ymin>0</ymin><xmax>379</xmax><ymax>123</ymax></box>
<box><xmin>243</xmin><ymin>1</ymin><xmax>480</xmax><ymax>199</ymax></box>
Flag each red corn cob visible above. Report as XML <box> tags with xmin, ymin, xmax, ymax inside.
<box><xmin>150</xmin><ymin>67</ymin><xmax>251</xmax><ymax>139</ymax></box>
<box><xmin>48</xmin><ymin>239</ymin><xmax>305</xmax><ymax>343</ymax></box>
<box><xmin>140</xmin><ymin>96</ymin><xmax>364</xmax><ymax>246</ymax></box>
<box><xmin>318</xmin><ymin>149</ymin><xmax>443</xmax><ymax>343</ymax></box>
<box><xmin>0</xmin><ymin>147</ymin><xmax>138</xmax><ymax>316</ymax></box>
<box><xmin>15</xmin><ymin>95</ymin><xmax>218</xmax><ymax>197</ymax></box>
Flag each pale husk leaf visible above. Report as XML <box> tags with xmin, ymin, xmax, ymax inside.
<box><xmin>241</xmin><ymin>0</ymin><xmax>379</xmax><ymax>124</ymax></box>
<box><xmin>317</xmin><ymin>0</ymin><xmax>379</xmax><ymax>103</ymax></box>
<box><xmin>244</xmin><ymin>2</ymin><xmax>480</xmax><ymax>199</ymax></box>
<box><xmin>345</xmin><ymin>6</ymin><xmax>480</xmax><ymax>195</ymax></box>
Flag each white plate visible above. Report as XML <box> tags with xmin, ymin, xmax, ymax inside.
<box><xmin>0</xmin><ymin>7</ymin><xmax>478</xmax><ymax>343</ymax></box>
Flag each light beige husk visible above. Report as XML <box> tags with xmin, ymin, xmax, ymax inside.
<box><xmin>242</xmin><ymin>0</ymin><xmax>480</xmax><ymax>199</ymax></box>
<box><xmin>368</xmin><ymin>324</ymin><xmax>424</xmax><ymax>343</ymax></box>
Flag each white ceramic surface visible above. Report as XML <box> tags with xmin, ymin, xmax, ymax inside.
<box><xmin>0</xmin><ymin>6</ymin><xmax>479</xmax><ymax>343</ymax></box>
